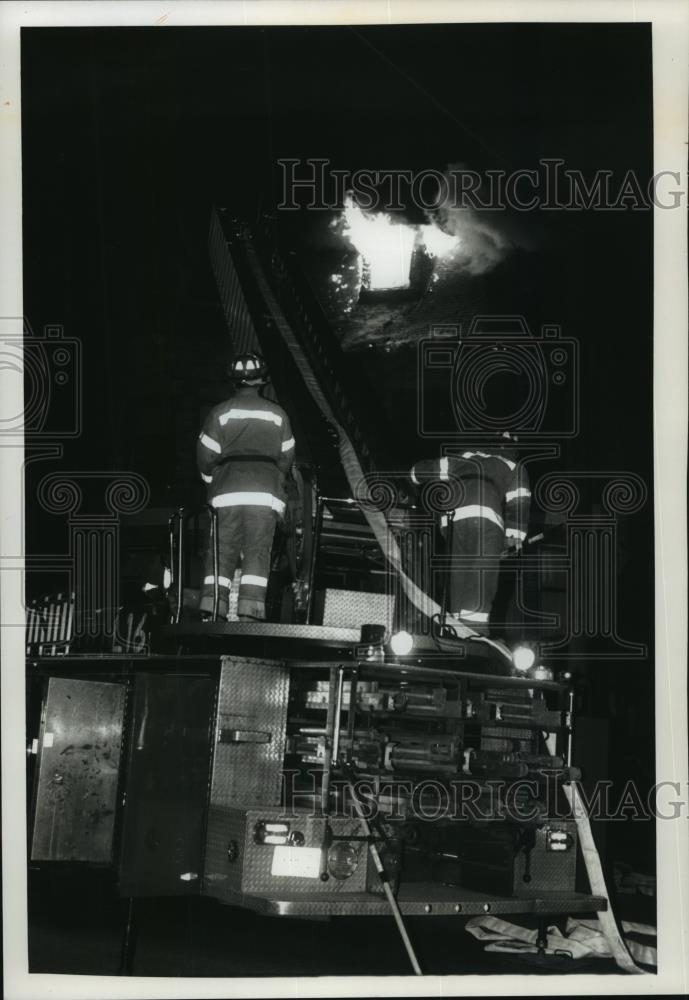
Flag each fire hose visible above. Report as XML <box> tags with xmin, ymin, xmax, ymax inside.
<box><xmin>244</xmin><ymin>244</ymin><xmax>512</xmax><ymax>663</ymax></box>
<box><xmin>561</xmin><ymin>779</ymin><xmax>645</xmax><ymax>974</ymax></box>
<box><xmin>542</xmin><ymin>710</ymin><xmax>645</xmax><ymax>974</ymax></box>
<box><xmin>340</xmin><ymin>763</ymin><xmax>422</xmax><ymax>976</ymax></box>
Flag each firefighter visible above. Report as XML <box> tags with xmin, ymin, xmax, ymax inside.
<box><xmin>410</xmin><ymin>433</ymin><xmax>530</xmax><ymax>634</ymax></box>
<box><xmin>197</xmin><ymin>353</ymin><xmax>295</xmax><ymax>621</ymax></box>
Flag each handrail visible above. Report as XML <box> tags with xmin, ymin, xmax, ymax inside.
<box><xmin>168</xmin><ymin>505</ymin><xmax>220</xmax><ymax>623</ymax></box>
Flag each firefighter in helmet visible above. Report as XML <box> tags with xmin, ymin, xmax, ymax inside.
<box><xmin>197</xmin><ymin>353</ymin><xmax>295</xmax><ymax>621</ymax></box>
<box><xmin>410</xmin><ymin>432</ymin><xmax>530</xmax><ymax>634</ymax></box>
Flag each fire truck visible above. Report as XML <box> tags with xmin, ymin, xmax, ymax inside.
<box><xmin>26</xmin><ymin>209</ymin><xmax>612</xmax><ymax>974</ymax></box>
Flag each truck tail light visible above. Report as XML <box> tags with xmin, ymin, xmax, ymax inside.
<box><xmin>254</xmin><ymin>820</ymin><xmax>291</xmax><ymax>845</ymax></box>
<box><xmin>327</xmin><ymin>842</ymin><xmax>360</xmax><ymax>880</ymax></box>
<box><xmin>546</xmin><ymin>828</ymin><xmax>573</xmax><ymax>852</ymax></box>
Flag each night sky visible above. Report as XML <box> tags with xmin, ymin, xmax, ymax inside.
<box><xmin>21</xmin><ymin>23</ymin><xmax>653</xmax><ymax>642</ymax></box>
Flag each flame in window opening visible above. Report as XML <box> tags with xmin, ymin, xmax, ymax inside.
<box><xmin>335</xmin><ymin>195</ymin><xmax>460</xmax><ymax>294</ymax></box>
<box><xmin>340</xmin><ymin>196</ymin><xmax>416</xmax><ymax>290</ymax></box>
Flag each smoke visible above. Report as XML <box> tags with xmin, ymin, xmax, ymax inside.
<box><xmin>428</xmin><ymin>162</ymin><xmax>537</xmax><ymax>276</ymax></box>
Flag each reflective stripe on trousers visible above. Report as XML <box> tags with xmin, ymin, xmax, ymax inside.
<box><xmin>200</xmin><ymin>505</ymin><xmax>276</xmax><ymax>619</ymax></box>
<box><xmin>203</xmin><ymin>575</ymin><xmax>232</xmax><ymax>589</ymax></box>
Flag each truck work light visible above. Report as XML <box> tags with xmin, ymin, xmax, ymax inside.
<box><xmin>389</xmin><ymin>630</ymin><xmax>414</xmax><ymax>656</ymax></box>
<box><xmin>512</xmin><ymin>645</ymin><xmax>536</xmax><ymax>671</ymax></box>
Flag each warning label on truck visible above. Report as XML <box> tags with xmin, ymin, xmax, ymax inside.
<box><xmin>271</xmin><ymin>846</ymin><xmax>321</xmax><ymax>879</ymax></box>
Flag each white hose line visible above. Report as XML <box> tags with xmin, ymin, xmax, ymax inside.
<box><xmin>563</xmin><ymin>779</ymin><xmax>645</xmax><ymax>974</ymax></box>
<box><xmin>245</xmin><ymin>246</ymin><xmax>476</xmax><ymax>636</ymax></box>
<box><xmin>344</xmin><ymin>775</ymin><xmax>423</xmax><ymax>976</ymax></box>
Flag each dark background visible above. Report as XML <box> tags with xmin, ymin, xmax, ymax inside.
<box><xmin>21</xmin><ymin>24</ymin><xmax>653</xmax><ymax>482</ymax></box>
<box><xmin>21</xmin><ymin>22</ymin><xmax>656</xmax><ymax>974</ymax></box>
<box><xmin>21</xmin><ymin>19</ymin><xmax>654</xmax><ymax>680</ymax></box>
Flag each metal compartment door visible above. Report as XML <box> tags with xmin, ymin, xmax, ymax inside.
<box><xmin>30</xmin><ymin>677</ymin><xmax>126</xmax><ymax>862</ymax></box>
<box><xmin>203</xmin><ymin>656</ymin><xmax>289</xmax><ymax>897</ymax></box>
<box><xmin>117</xmin><ymin>673</ymin><xmax>217</xmax><ymax>896</ymax></box>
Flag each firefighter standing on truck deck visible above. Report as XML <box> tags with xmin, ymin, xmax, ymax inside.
<box><xmin>197</xmin><ymin>353</ymin><xmax>295</xmax><ymax>621</ymax></box>
<box><xmin>410</xmin><ymin>433</ymin><xmax>530</xmax><ymax>634</ymax></box>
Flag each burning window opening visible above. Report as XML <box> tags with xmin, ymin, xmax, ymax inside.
<box><xmin>332</xmin><ymin>195</ymin><xmax>461</xmax><ymax>302</ymax></box>
<box><xmin>340</xmin><ymin>197</ymin><xmax>416</xmax><ymax>291</ymax></box>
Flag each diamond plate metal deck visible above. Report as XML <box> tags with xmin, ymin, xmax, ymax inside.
<box><xmin>216</xmin><ymin>885</ymin><xmax>607</xmax><ymax>918</ymax></box>
<box><xmin>209</xmin><ymin>657</ymin><xmax>290</xmax><ymax>809</ymax></box>
<box><xmin>205</xmin><ymin>659</ymin><xmax>291</xmax><ymax>894</ymax></box>
<box><xmin>167</xmin><ymin>622</ymin><xmax>361</xmax><ymax>643</ymax></box>
<box><xmin>205</xmin><ymin>805</ymin><xmax>251</xmax><ymax>898</ymax></box>
<box><xmin>204</xmin><ymin>806</ymin><xmax>370</xmax><ymax>902</ymax></box>
<box><xmin>514</xmin><ymin>824</ymin><xmax>578</xmax><ymax>892</ymax></box>
<box><xmin>322</xmin><ymin>589</ymin><xmax>393</xmax><ymax>630</ymax></box>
